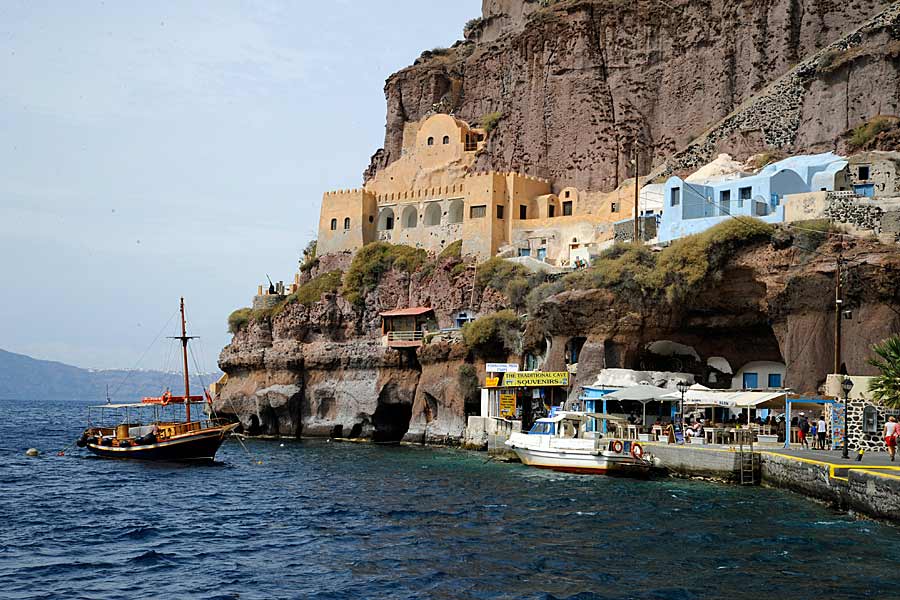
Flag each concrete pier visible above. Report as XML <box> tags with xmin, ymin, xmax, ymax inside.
<box><xmin>645</xmin><ymin>442</ymin><xmax>900</xmax><ymax>523</ymax></box>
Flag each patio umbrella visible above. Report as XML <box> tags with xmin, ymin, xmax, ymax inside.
<box><xmin>603</xmin><ymin>384</ymin><xmax>672</xmax><ymax>425</ymax></box>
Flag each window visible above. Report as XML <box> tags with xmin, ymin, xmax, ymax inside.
<box><xmin>563</xmin><ymin>201</ymin><xmax>573</xmax><ymax>216</ymax></box>
<box><xmin>369</xmin><ymin>215</ymin><xmax>374</xmax><ymax>223</ymax></box>
<box><xmin>330</xmin><ymin>218</ymin><xmax>337</xmax><ymax>231</ymax></box>
<box><xmin>767</xmin><ymin>373</ymin><xmax>782</xmax><ymax>388</ymax></box>
<box><xmin>496</xmin><ymin>205</ymin><xmax>504</xmax><ymax>219</ymax></box>
<box><xmin>611</xmin><ymin>202</ymin><xmax>618</xmax><ymax>213</ymax></box>
<box><xmin>427</xmin><ymin>137</ymin><xmax>434</xmax><ymax>146</ymax></box>
<box><xmin>742</xmin><ymin>373</ymin><xmax>758</xmax><ymax>389</ymax></box>
<box><xmin>519</xmin><ymin>205</ymin><xmax>527</xmax><ymax>219</ymax></box>
<box><xmin>564</xmin><ymin>190</ymin><xmax>571</xmax><ymax>198</ymax></box>
<box><xmin>738</xmin><ymin>186</ymin><xmax>751</xmax><ymax>208</ymax></box>
<box><xmin>442</xmin><ymin>135</ymin><xmax>450</xmax><ymax>145</ymax></box>
<box><xmin>670</xmin><ymin>187</ymin><xmax>681</xmax><ymax>206</ymax></box>
<box><xmin>549</xmin><ymin>205</ymin><xmax>555</xmax><ymax>218</ymax></box>
<box><xmin>858</xmin><ymin>166</ymin><xmax>870</xmax><ymax>180</ymax></box>
<box><xmin>719</xmin><ymin>190</ymin><xmax>731</xmax><ymax>214</ymax></box>
<box><xmin>343</xmin><ymin>217</ymin><xmax>350</xmax><ymax>230</ymax></box>
<box><xmin>470</xmin><ymin>205</ymin><xmax>486</xmax><ymax>218</ymax></box>
<box><xmin>518</xmin><ymin>248</ymin><xmax>530</xmax><ymax>257</ymax></box>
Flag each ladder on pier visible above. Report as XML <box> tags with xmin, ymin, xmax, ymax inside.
<box><xmin>736</xmin><ymin>430</ymin><xmax>758</xmax><ymax>485</ymax></box>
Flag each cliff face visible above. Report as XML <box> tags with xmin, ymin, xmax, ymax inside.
<box><xmin>527</xmin><ymin>237</ymin><xmax>900</xmax><ymax>398</ymax></box>
<box><xmin>215</xmin><ymin>253</ymin><xmax>507</xmax><ymax>442</ymax></box>
<box><xmin>367</xmin><ymin>0</ymin><xmax>898</xmax><ymax>192</ymax></box>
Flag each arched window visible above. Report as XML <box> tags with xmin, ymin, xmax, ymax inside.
<box><xmin>330</xmin><ymin>218</ymin><xmax>337</xmax><ymax>231</ymax></box>
<box><xmin>343</xmin><ymin>217</ymin><xmax>351</xmax><ymax>230</ymax></box>
<box><xmin>448</xmin><ymin>199</ymin><xmax>464</xmax><ymax>224</ymax></box>
<box><xmin>377</xmin><ymin>208</ymin><xmax>395</xmax><ymax>231</ymax></box>
<box><xmin>424</xmin><ymin>202</ymin><xmax>442</xmax><ymax>227</ymax></box>
<box><xmin>442</xmin><ymin>135</ymin><xmax>450</xmax><ymax>145</ymax></box>
<box><xmin>427</xmin><ymin>137</ymin><xmax>434</xmax><ymax>146</ymax></box>
<box><xmin>402</xmin><ymin>205</ymin><xmax>418</xmax><ymax>229</ymax></box>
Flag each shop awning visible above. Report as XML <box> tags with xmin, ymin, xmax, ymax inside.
<box><xmin>379</xmin><ymin>307</ymin><xmax>434</xmax><ymax>317</ymax></box>
<box><xmin>602</xmin><ymin>384</ymin><xmax>672</xmax><ymax>402</ymax></box>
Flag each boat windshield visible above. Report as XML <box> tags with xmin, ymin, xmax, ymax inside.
<box><xmin>529</xmin><ymin>421</ymin><xmax>555</xmax><ymax>435</ymax></box>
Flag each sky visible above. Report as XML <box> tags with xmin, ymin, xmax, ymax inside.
<box><xmin>0</xmin><ymin>0</ymin><xmax>481</xmax><ymax>373</ymax></box>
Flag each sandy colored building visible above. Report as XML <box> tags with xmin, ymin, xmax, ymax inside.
<box><xmin>317</xmin><ymin>114</ymin><xmax>627</xmax><ymax>263</ymax></box>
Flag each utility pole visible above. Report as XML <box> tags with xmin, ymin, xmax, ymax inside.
<box><xmin>833</xmin><ymin>253</ymin><xmax>843</xmax><ymax>375</ymax></box>
<box><xmin>633</xmin><ymin>148</ymin><xmax>640</xmax><ymax>244</ymax></box>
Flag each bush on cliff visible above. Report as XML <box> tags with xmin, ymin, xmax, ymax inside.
<box><xmin>474</xmin><ymin>256</ymin><xmax>546</xmax><ymax>308</ymax></box>
<box><xmin>282</xmin><ymin>270</ymin><xmax>343</xmax><ymax>309</ymax></box>
<box><xmin>848</xmin><ymin>116</ymin><xmax>899</xmax><ymax>151</ymax></box>
<box><xmin>342</xmin><ymin>242</ymin><xmax>428</xmax><ymax>305</ymax></box>
<box><xmin>439</xmin><ymin>240</ymin><xmax>462</xmax><ymax>261</ymax></box>
<box><xmin>647</xmin><ymin>217</ymin><xmax>775</xmax><ymax>302</ymax></box>
<box><xmin>299</xmin><ymin>239</ymin><xmax>318</xmax><ymax>272</ymax></box>
<box><xmin>462</xmin><ymin>310</ymin><xmax>522</xmax><ymax>356</ymax></box>
<box><xmin>228</xmin><ymin>308</ymin><xmax>253</xmax><ymax>334</ymax></box>
<box><xmin>480</xmin><ymin>111</ymin><xmax>502</xmax><ymax>133</ymax></box>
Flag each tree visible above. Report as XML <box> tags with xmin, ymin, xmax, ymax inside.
<box><xmin>868</xmin><ymin>335</ymin><xmax>900</xmax><ymax>408</ymax></box>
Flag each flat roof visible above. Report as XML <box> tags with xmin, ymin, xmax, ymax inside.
<box><xmin>379</xmin><ymin>307</ymin><xmax>434</xmax><ymax>317</ymax></box>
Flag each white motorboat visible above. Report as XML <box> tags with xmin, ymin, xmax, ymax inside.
<box><xmin>505</xmin><ymin>411</ymin><xmax>652</xmax><ymax>476</ymax></box>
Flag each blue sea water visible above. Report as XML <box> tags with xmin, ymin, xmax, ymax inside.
<box><xmin>1</xmin><ymin>398</ymin><xmax>898</xmax><ymax>600</ymax></box>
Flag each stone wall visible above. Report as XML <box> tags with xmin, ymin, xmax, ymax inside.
<box><xmin>823</xmin><ymin>196</ymin><xmax>885</xmax><ymax>234</ymax></box>
<box><xmin>252</xmin><ymin>294</ymin><xmax>286</xmax><ymax>311</ymax></box>
<box><xmin>613</xmin><ymin>215</ymin><xmax>658</xmax><ymax>243</ymax></box>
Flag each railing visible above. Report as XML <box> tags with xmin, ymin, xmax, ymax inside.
<box><xmin>387</xmin><ymin>330</ymin><xmax>425</xmax><ymax>343</ymax></box>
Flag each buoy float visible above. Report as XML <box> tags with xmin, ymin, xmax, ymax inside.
<box><xmin>611</xmin><ymin>440</ymin><xmax>623</xmax><ymax>454</ymax></box>
<box><xmin>631</xmin><ymin>442</ymin><xmax>644</xmax><ymax>459</ymax></box>
<box><xmin>25</xmin><ymin>448</ymin><xmax>39</xmax><ymax>457</ymax></box>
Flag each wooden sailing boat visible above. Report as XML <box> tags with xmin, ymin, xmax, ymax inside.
<box><xmin>77</xmin><ymin>298</ymin><xmax>238</xmax><ymax>461</ymax></box>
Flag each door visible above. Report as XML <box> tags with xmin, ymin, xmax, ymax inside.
<box><xmin>854</xmin><ymin>184</ymin><xmax>874</xmax><ymax>198</ymax></box>
<box><xmin>537</xmin><ymin>247</ymin><xmax>547</xmax><ymax>261</ymax></box>
<box><xmin>743</xmin><ymin>372</ymin><xmax>758</xmax><ymax>389</ymax></box>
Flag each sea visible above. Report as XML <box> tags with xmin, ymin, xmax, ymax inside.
<box><xmin>1</xmin><ymin>398</ymin><xmax>898</xmax><ymax>600</ymax></box>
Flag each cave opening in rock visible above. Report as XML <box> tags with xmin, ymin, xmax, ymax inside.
<box><xmin>372</xmin><ymin>402</ymin><xmax>413</xmax><ymax>443</ymax></box>
<box><xmin>247</xmin><ymin>414</ymin><xmax>261</xmax><ymax>436</ymax></box>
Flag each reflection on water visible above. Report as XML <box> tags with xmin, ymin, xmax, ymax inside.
<box><xmin>0</xmin><ymin>398</ymin><xmax>897</xmax><ymax>600</ymax></box>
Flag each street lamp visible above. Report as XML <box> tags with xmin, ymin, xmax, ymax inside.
<box><xmin>677</xmin><ymin>381</ymin><xmax>690</xmax><ymax>442</ymax></box>
<box><xmin>841</xmin><ymin>377</ymin><xmax>854</xmax><ymax>459</ymax></box>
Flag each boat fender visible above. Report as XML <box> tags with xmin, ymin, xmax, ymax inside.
<box><xmin>631</xmin><ymin>442</ymin><xmax>644</xmax><ymax>459</ymax></box>
<box><xmin>611</xmin><ymin>440</ymin><xmax>623</xmax><ymax>454</ymax></box>
<box><xmin>119</xmin><ymin>440</ymin><xmax>131</xmax><ymax>448</ymax></box>
<box><xmin>76</xmin><ymin>435</ymin><xmax>88</xmax><ymax>448</ymax></box>
<box><xmin>25</xmin><ymin>448</ymin><xmax>39</xmax><ymax>457</ymax></box>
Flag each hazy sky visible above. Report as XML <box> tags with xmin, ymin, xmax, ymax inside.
<box><xmin>0</xmin><ymin>0</ymin><xmax>481</xmax><ymax>372</ymax></box>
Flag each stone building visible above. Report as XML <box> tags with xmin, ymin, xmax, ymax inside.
<box><xmin>317</xmin><ymin>114</ymin><xmax>628</xmax><ymax>263</ymax></box>
<box><xmin>847</xmin><ymin>151</ymin><xmax>900</xmax><ymax>198</ymax></box>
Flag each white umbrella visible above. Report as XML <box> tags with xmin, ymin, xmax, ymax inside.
<box><xmin>604</xmin><ymin>385</ymin><xmax>672</xmax><ymax>426</ymax></box>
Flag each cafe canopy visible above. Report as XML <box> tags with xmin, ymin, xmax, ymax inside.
<box><xmin>602</xmin><ymin>384</ymin><xmax>675</xmax><ymax>425</ymax></box>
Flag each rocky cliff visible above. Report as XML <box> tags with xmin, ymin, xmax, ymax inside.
<box><xmin>367</xmin><ymin>0</ymin><xmax>899</xmax><ymax>192</ymax></box>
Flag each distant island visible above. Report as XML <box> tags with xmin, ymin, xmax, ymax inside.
<box><xmin>0</xmin><ymin>348</ymin><xmax>222</xmax><ymax>402</ymax></box>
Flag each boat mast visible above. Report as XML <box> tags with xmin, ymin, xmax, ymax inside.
<box><xmin>180</xmin><ymin>297</ymin><xmax>191</xmax><ymax>423</ymax></box>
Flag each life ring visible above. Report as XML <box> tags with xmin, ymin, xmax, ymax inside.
<box><xmin>611</xmin><ymin>440</ymin><xmax>623</xmax><ymax>454</ymax></box>
<box><xmin>161</xmin><ymin>391</ymin><xmax>172</xmax><ymax>406</ymax></box>
<box><xmin>631</xmin><ymin>442</ymin><xmax>644</xmax><ymax>459</ymax></box>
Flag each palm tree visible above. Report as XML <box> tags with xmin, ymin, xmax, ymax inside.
<box><xmin>868</xmin><ymin>335</ymin><xmax>900</xmax><ymax>408</ymax></box>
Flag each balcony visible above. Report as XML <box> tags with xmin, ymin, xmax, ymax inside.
<box><xmin>385</xmin><ymin>330</ymin><xmax>425</xmax><ymax>348</ymax></box>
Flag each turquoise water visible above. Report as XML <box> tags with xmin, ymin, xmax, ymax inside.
<box><xmin>1</xmin><ymin>398</ymin><xmax>897</xmax><ymax>599</ymax></box>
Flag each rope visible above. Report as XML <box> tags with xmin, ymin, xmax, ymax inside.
<box><xmin>111</xmin><ymin>308</ymin><xmax>179</xmax><ymax>399</ymax></box>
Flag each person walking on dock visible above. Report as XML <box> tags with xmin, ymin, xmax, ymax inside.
<box><xmin>884</xmin><ymin>416</ymin><xmax>899</xmax><ymax>462</ymax></box>
<box><xmin>817</xmin><ymin>415</ymin><xmax>827</xmax><ymax>450</ymax></box>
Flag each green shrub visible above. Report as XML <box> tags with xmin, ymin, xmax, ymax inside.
<box><xmin>525</xmin><ymin>279</ymin><xmax>567</xmax><ymax>315</ymax></box>
<box><xmin>849</xmin><ymin>116</ymin><xmax>899</xmax><ymax>150</ymax></box>
<box><xmin>789</xmin><ymin>219</ymin><xmax>836</xmax><ymax>254</ymax></box>
<box><xmin>475</xmin><ymin>257</ymin><xmax>527</xmax><ymax>291</ymax></box>
<box><xmin>463</xmin><ymin>17</ymin><xmax>483</xmax><ymax>37</ymax></box>
<box><xmin>227</xmin><ymin>308</ymin><xmax>253</xmax><ymax>334</ymax></box>
<box><xmin>461</xmin><ymin>310</ymin><xmax>522</xmax><ymax>355</ymax></box>
<box><xmin>480</xmin><ymin>111</ymin><xmax>502</xmax><ymax>133</ymax></box>
<box><xmin>342</xmin><ymin>242</ymin><xmax>428</xmax><ymax>305</ymax></box>
<box><xmin>451</xmin><ymin>262</ymin><xmax>468</xmax><ymax>278</ymax></box>
<box><xmin>439</xmin><ymin>240</ymin><xmax>463</xmax><ymax>261</ymax></box>
<box><xmin>299</xmin><ymin>239</ymin><xmax>317</xmax><ymax>272</ymax></box>
<box><xmin>648</xmin><ymin>218</ymin><xmax>774</xmax><ymax>302</ymax></box>
<box><xmin>283</xmin><ymin>270</ymin><xmax>343</xmax><ymax>308</ymax></box>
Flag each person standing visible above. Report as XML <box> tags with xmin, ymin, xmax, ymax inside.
<box><xmin>817</xmin><ymin>415</ymin><xmax>827</xmax><ymax>450</ymax></box>
<box><xmin>884</xmin><ymin>416</ymin><xmax>899</xmax><ymax>462</ymax></box>
<box><xmin>798</xmin><ymin>413</ymin><xmax>810</xmax><ymax>449</ymax></box>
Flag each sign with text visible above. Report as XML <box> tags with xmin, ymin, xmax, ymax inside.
<box><xmin>485</xmin><ymin>377</ymin><xmax>500</xmax><ymax>387</ymax></box>
<box><xmin>499</xmin><ymin>393</ymin><xmax>517</xmax><ymax>418</ymax></box>
<box><xmin>486</xmin><ymin>363</ymin><xmax>519</xmax><ymax>373</ymax></box>
<box><xmin>502</xmin><ymin>371</ymin><xmax>569</xmax><ymax>387</ymax></box>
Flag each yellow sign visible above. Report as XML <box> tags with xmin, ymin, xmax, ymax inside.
<box><xmin>499</xmin><ymin>393</ymin><xmax>516</xmax><ymax>418</ymax></box>
<box><xmin>485</xmin><ymin>377</ymin><xmax>500</xmax><ymax>387</ymax></box>
<box><xmin>502</xmin><ymin>371</ymin><xmax>569</xmax><ymax>387</ymax></box>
